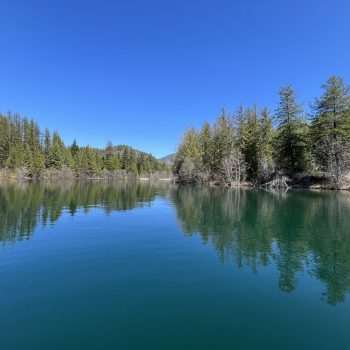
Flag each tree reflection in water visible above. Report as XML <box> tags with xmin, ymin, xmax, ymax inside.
<box><xmin>1</xmin><ymin>180</ymin><xmax>350</xmax><ymax>305</ymax></box>
<box><xmin>171</xmin><ymin>186</ymin><xmax>350</xmax><ymax>305</ymax></box>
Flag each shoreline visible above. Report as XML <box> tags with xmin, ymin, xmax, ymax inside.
<box><xmin>1</xmin><ymin>174</ymin><xmax>348</xmax><ymax>190</ymax></box>
<box><xmin>0</xmin><ymin>168</ymin><xmax>173</xmax><ymax>182</ymax></box>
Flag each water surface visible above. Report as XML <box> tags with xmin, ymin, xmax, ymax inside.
<box><xmin>1</xmin><ymin>180</ymin><xmax>350</xmax><ymax>349</ymax></box>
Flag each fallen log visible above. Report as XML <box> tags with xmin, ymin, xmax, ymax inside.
<box><xmin>261</xmin><ymin>175</ymin><xmax>289</xmax><ymax>189</ymax></box>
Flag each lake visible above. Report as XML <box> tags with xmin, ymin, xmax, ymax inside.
<box><xmin>0</xmin><ymin>180</ymin><xmax>350</xmax><ymax>350</ymax></box>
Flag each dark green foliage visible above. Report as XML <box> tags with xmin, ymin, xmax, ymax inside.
<box><xmin>172</xmin><ymin>128</ymin><xmax>203</xmax><ymax>183</ymax></box>
<box><xmin>211</xmin><ymin>109</ymin><xmax>236</xmax><ymax>174</ymax></box>
<box><xmin>198</xmin><ymin>122</ymin><xmax>212</xmax><ymax>169</ymax></box>
<box><xmin>275</xmin><ymin>85</ymin><xmax>311</xmax><ymax>174</ymax></box>
<box><xmin>173</xmin><ymin>106</ymin><xmax>274</xmax><ymax>184</ymax></box>
<box><xmin>104</xmin><ymin>141</ymin><xmax>121</xmax><ymax>171</ymax></box>
<box><xmin>69</xmin><ymin>139</ymin><xmax>79</xmax><ymax>157</ymax></box>
<box><xmin>0</xmin><ymin>114</ymin><xmax>168</xmax><ymax>178</ymax></box>
<box><xmin>257</xmin><ymin>108</ymin><xmax>274</xmax><ymax>182</ymax></box>
<box><xmin>311</xmin><ymin>76</ymin><xmax>350</xmax><ymax>187</ymax></box>
<box><xmin>173</xmin><ymin>76</ymin><xmax>350</xmax><ymax>186</ymax></box>
<box><xmin>46</xmin><ymin>131</ymin><xmax>66</xmax><ymax>169</ymax></box>
<box><xmin>240</xmin><ymin>106</ymin><xmax>260</xmax><ymax>179</ymax></box>
<box><xmin>170</xmin><ymin>186</ymin><xmax>350</xmax><ymax>305</ymax></box>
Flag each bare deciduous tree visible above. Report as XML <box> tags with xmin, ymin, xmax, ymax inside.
<box><xmin>220</xmin><ymin>151</ymin><xmax>246</xmax><ymax>186</ymax></box>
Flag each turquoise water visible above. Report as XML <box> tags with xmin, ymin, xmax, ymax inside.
<box><xmin>0</xmin><ymin>181</ymin><xmax>350</xmax><ymax>349</ymax></box>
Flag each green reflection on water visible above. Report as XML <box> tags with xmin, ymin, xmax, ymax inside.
<box><xmin>1</xmin><ymin>180</ymin><xmax>350</xmax><ymax>305</ymax></box>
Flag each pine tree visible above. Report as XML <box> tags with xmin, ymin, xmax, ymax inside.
<box><xmin>275</xmin><ymin>85</ymin><xmax>310</xmax><ymax>175</ymax></box>
<box><xmin>198</xmin><ymin>122</ymin><xmax>213</xmax><ymax>170</ymax></box>
<box><xmin>312</xmin><ymin>76</ymin><xmax>350</xmax><ymax>187</ymax></box>
<box><xmin>43</xmin><ymin>129</ymin><xmax>51</xmax><ymax>164</ymax></box>
<box><xmin>86</xmin><ymin>147</ymin><xmax>100</xmax><ymax>175</ymax></box>
<box><xmin>31</xmin><ymin>148</ymin><xmax>45</xmax><ymax>175</ymax></box>
<box><xmin>257</xmin><ymin>107</ymin><xmax>274</xmax><ymax>182</ymax></box>
<box><xmin>46</xmin><ymin>131</ymin><xmax>65</xmax><ymax>169</ymax></box>
<box><xmin>104</xmin><ymin>141</ymin><xmax>121</xmax><ymax>171</ymax></box>
<box><xmin>6</xmin><ymin>143</ymin><xmax>24</xmax><ymax>169</ymax></box>
<box><xmin>211</xmin><ymin>109</ymin><xmax>235</xmax><ymax>175</ymax></box>
<box><xmin>173</xmin><ymin>128</ymin><xmax>203</xmax><ymax>183</ymax></box>
<box><xmin>235</xmin><ymin>104</ymin><xmax>245</xmax><ymax>149</ymax></box>
<box><xmin>121</xmin><ymin>146</ymin><xmax>131</xmax><ymax>171</ymax></box>
<box><xmin>70</xmin><ymin>139</ymin><xmax>79</xmax><ymax>157</ymax></box>
<box><xmin>0</xmin><ymin>113</ymin><xmax>166</xmax><ymax>178</ymax></box>
<box><xmin>5</xmin><ymin>114</ymin><xmax>24</xmax><ymax>170</ymax></box>
<box><xmin>241</xmin><ymin>106</ymin><xmax>260</xmax><ymax>180</ymax></box>
<box><xmin>0</xmin><ymin>115</ymin><xmax>10</xmax><ymax>168</ymax></box>
<box><xmin>75</xmin><ymin>147</ymin><xmax>89</xmax><ymax>175</ymax></box>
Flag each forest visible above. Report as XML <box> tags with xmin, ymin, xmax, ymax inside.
<box><xmin>173</xmin><ymin>76</ymin><xmax>350</xmax><ymax>189</ymax></box>
<box><xmin>1</xmin><ymin>75</ymin><xmax>350</xmax><ymax>187</ymax></box>
<box><xmin>0</xmin><ymin>114</ymin><xmax>169</xmax><ymax>179</ymax></box>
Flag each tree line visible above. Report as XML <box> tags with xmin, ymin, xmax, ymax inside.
<box><xmin>173</xmin><ymin>76</ymin><xmax>350</xmax><ymax>189</ymax></box>
<box><xmin>0</xmin><ymin>114</ymin><xmax>169</xmax><ymax>178</ymax></box>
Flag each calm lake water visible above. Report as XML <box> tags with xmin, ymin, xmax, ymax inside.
<box><xmin>0</xmin><ymin>180</ymin><xmax>350</xmax><ymax>350</ymax></box>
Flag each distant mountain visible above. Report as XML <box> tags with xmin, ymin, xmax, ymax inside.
<box><xmin>108</xmin><ymin>145</ymin><xmax>156</xmax><ymax>159</ymax></box>
<box><xmin>110</xmin><ymin>145</ymin><xmax>148</xmax><ymax>155</ymax></box>
<box><xmin>158</xmin><ymin>153</ymin><xmax>175</xmax><ymax>165</ymax></box>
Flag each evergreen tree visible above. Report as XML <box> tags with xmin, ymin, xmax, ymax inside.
<box><xmin>173</xmin><ymin>128</ymin><xmax>202</xmax><ymax>183</ymax></box>
<box><xmin>5</xmin><ymin>114</ymin><xmax>24</xmax><ymax>170</ymax></box>
<box><xmin>235</xmin><ymin>104</ymin><xmax>245</xmax><ymax>149</ymax></box>
<box><xmin>46</xmin><ymin>132</ymin><xmax>66</xmax><ymax>169</ymax></box>
<box><xmin>0</xmin><ymin>114</ymin><xmax>167</xmax><ymax>178</ymax></box>
<box><xmin>198</xmin><ymin>122</ymin><xmax>213</xmax><ymax>170</ymax></box>
<box><xmin>275</xmin><ymin>85</ymin><xmax>310</xmax><ymax>174</ymax></box>
<box><xmin>6</xmin><ymin>143</ymin><xmax>24</xmax><ymax>169</ymax></box>
<box><xmin>69</xmin><ymin>139</ymin><xmax>79</xmax><ymax>157</ymax></box>
<box><xmin>257</xmin><ymin>107</ymin><xmax>274</xmax><ymax>182</ymax></box>
<box><xmin>0</xmin><ymin>116</ymin><xmax>10</xmax><ymax>168</ymax></box>
<box><xmin>104</xmin><ymin>141</ymin><xmax>121</xmax><ymax>171</ymax></box>
<box><xmin>75</xmin><ymin>147</ymin><xmax>89</xmax><ymax>175</ymax></box>
<box><xmin>31</xmin><ymin>148</ymin><xmax>45</xmax><ymax>175</ymax></box>
<box><xmin>241</xmin><ymin>106</ymin><xmax>260</xmax><ymax>180</ymax></box>
<box><xmin>211</xmin><ymin>109</ymin><xmax>235</xmax><ymax>175</ymax></box>
<box><xmin>43</xmin><ymin>129</ymin><xmax>51</xmax><ymax>164</ymax></box>
<box><xmin>86</xmin><ymin>147</ymin><xmax>100</xmax><ymax>175</ymax></box>
<box><xmin>312</xmin><ymin>76</ymin><xmax>350</xmax><ymax>187</ymax></box>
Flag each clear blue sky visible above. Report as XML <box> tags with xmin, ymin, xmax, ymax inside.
<box><xmin>1</xmin><ymin>0</ymin><xmax>349</xmax><ymax>158</ymax></box>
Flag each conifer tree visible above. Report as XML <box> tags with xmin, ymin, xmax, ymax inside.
<box><xmin>198</xmin><ymin>122</ymin><xmax>213</xmax><ymax>170</ymax></box>
<box><xmin>312</xmin><ymin>76</ymin><xmax>350</xmax><ymax>187</ymax></box>
<box><xmin>275</xmin><ymin>85</ymin><xmax>310</xmax><ymax>174</ymax></box>
<box><xmin>104</xmin><ymin>141</ymin><xmax>122</xmax><ymax>171</ymax></box>
<box><xmin>173</xmin><ymin>128</ymin><xmax>202</xmax><ymax>183</ymax></box>
<box><xmin>5</xmin><ymin>114</ymin><xmax>24</xmax><ymax>170</ymax></box>
<box><xmin>6</xmin><ymin>143</ymin><xmax>24</xmax><ymax>169</ymax></box>
<box><xmin>0</xmin><ymin>114</ymin><xmax>167</xmax><ymax>178</ymax></box>
<box><xmin>46</xmin><ymin>132</ymin><xmax>65</xmax><ymax>169</ymax></box>
<box><xmin>241</xmin><ymin>106</ymin><xmax>260</xmax><ymax>180</ymax></box>
<box><xmin>69</xmin><ymin>139</ymin><xmax>79</xmax><ymax>157</ymax></box>
<box><xmin>0</xmin><ymin>116</ymin><xmax>10</xmax><ymax>167</ymax></box>
<box><xmin>211</xmin><ymin>109</ymin><xmax>235</xmax><ymax>175</ymax></box>
<box><xmin>257</xmin><ymin>107</ymin><xmax>274</xmax><ymax>182</ymax></box>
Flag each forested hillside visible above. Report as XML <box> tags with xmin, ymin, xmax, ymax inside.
<box><xmin>158</xmin><ymin>153</ymin><xmax>175</xmax><ymax>165</ymax></box>
<box><xmin>0</xmin><ymin>116</ymin><xmax>169</xmax><ymax>179</ymax></box>
<box><xmin>173</xmin><ymin>76</ymin><xmax>350</xmax><ymax>189</ymax></box>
